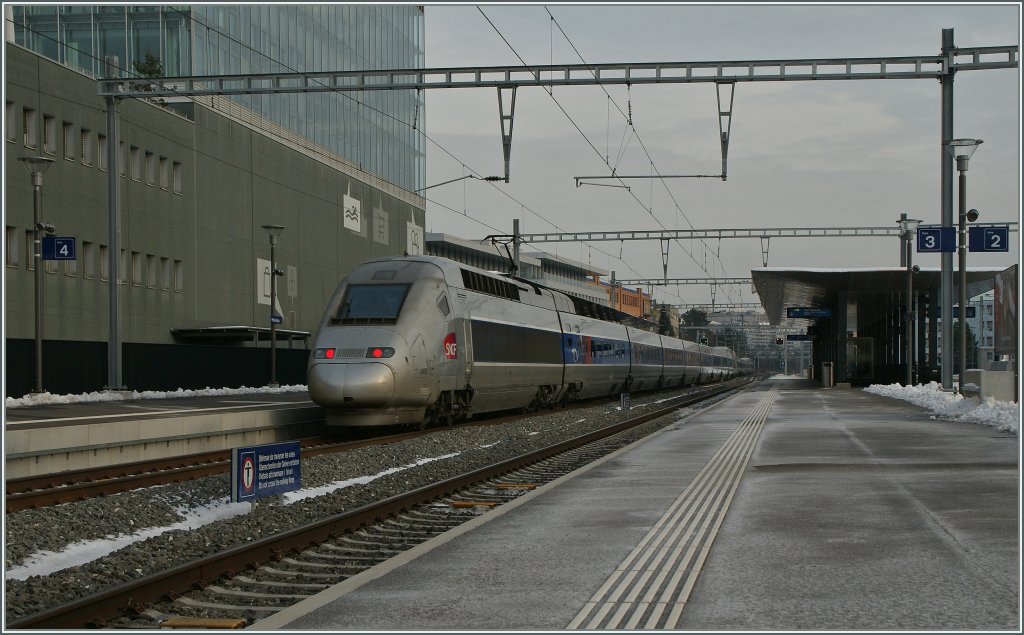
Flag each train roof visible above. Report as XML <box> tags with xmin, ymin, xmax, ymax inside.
<box><xmin>364</xmin><ymin>255</ymin><xmax>663</xmax><ymax>332</ymax></box>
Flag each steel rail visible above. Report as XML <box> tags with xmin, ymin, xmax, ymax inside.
<box><xmin>6</xmin><ymin>379</ymin><xmax>750</xmax><ymax>629</ymax></box>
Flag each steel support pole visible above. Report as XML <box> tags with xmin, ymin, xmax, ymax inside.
<box><xmin>513</xmin><ymin>218</ymin><xmax>520</xmax><ymax>276</ymax></box>
<box><xmin>31</xmin><ymin>177</ymin><xmax>44</xmax><ymax>393</ymax></box>
<box><xmin>906</xmin><ymin>234</ymin><xmax>914</xmax><ymax>386</ymax></box>
<box><xmin>957</xmin><ymin>164</ymin><xmax>968</xmax><ymax>392</ymax></box>
<box><xmin>269</xmin><ymin>234</ymin><xmax>279</xmax><ymax>388</ymax></box>
<box><xmin>105</xmin><ymin>56</ymin><xmax>124</xmax><ymax>390</ymax></box>
<box><xmin>939</xmin><ymin>28</ymin><xmax>955</xmax><ymax>390</ymax></box>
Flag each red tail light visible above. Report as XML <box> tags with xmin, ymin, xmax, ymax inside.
<box><xmin>365</xmin><ymin>347</ymin><xmax>395</xmax><ymax>358</ymax></box>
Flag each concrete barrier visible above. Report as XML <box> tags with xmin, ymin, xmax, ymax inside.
<box><xmin>962</xmin><ymin>369</ymin><xmax>1018</xmax><ymax>403</ymax></box>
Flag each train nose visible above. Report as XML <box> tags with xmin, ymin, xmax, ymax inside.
<box><xmin>308</xmin><ymin>362</ymin><xmax>395</xmax><ymax>407</ymax></box>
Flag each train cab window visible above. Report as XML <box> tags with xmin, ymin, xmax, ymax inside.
<box><xmin>336</xmin><ymin>284</ymin><xmax>410</xmax><ymax>323</ymax></box>
<box><xmin>437</xmin><ymin>294</ymin><xmax>451</xmax><ymax>317</ymax></box>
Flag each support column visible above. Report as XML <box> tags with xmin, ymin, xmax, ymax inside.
<box><xmin>939</xmin><ymin>28</ymin><xmax>955</xmax><ymax>390</ymax></box>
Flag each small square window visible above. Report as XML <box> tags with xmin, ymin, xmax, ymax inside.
<box><xmin>5</xmin><ymin>102</ymin><xmax>16</xmax><ymax>142</ymax></box>
<box><xmin>161</xmin><ymin>257</ymin><xmax>171</xmax><ymax>289</ymax></box>
<box><xmin>43</xmin><ymin>115</ymin><xmax>56</xmax><ymax>154</ymax></box>
<box><xmin>159</xmin><ymin>157</ymin><xmax>169</xmax><ymax>189</ymax></box>
<box><xmin>83</xmin><ymin>241</ymin><xmax>96</xmax><ymax>278</ymax></box>
<box><xmin>99</xmin><ymin>244</ymin><xmax>109</xmax><ymax>280</ymax></box>
<box><xmin>172</xmin><ymin>161</ymin><xmax>183</xmax><ymax>193</ymax></box>
<box><xmin>24</xmin><ymin>230</ymin><xmax>35</xmax><ymax>270</ymax></box>
<box><xmin>63</xmin><ymin>122</ymin><xmax>75</xmax><ymax>160</ymax></box>
<box><xmin>80</xmin><ymin>128</ymin><xmax>93</xmax><ymax>165</ymax></box>
<box><xmin>23</xmin><ymin>108</ymin><xmax>38</xmax><ymax>148</ymax></box>
<box><xmin>130</xmin><ymin>146</ymin><xmax>142</xmax><ymax>180</ymax></box>
<box><xmin>146</xmin><ymin>254</ymin><xmax>156</xmax><ymax>287</ymax></box>
<box><xmin>98</xmin><ymin>134</ymin><xmax>108</xmax><ymax>171</ymax></box>
<box><xmin>174</xmin><ymin>259</ymin><xmax>184</xmax><ymax>291</ymax></box>
<box><xmin>145</xmin><ymin>151</ymin><xmax>156</xmax><ymax>185</ymax></box>
<box><xmin>131</xmin><ymin>251</ymin><xmax>142</xmax><ymax>285</ymax></box>
<box><xmin>5</xmin><ymin>226</ymin><xmax>18</xmax><ymax>267</ymax></box>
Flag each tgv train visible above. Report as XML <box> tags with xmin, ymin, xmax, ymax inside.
<box><xmin>308</xmin><ymin>256</ymin><xmax>747</xmax><ymax>428</ymax></box>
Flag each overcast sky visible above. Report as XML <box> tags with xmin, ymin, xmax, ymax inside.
<box><xmin>421</xmin><ymin>3</ymin><xmax>1021</xmax><ymax>308</ymax></box>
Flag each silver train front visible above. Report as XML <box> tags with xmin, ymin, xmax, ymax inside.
<box><xmin>308</xmin><ymin>259</ymin><xmax>451</xmax><ymax>426</ymax></box>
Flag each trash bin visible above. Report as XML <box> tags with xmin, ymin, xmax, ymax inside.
<box><xmin>821</xmin><ymin>362</ymin><xmax>834</xmax><ymax>388</ymax></box>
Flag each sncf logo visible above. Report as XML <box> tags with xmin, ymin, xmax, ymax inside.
<box><xmin>443</xmin><ymin>332</ymin><xmax>458</xmax><ymax>359</ymax></box>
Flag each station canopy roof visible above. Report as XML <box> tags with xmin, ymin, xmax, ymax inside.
<box><xmin>752</xmin><ymin>267</ymin><xmax>1004</xmax><ymax>326</ymax></box>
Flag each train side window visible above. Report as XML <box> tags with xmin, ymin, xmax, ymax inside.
<box><xmin>437</xmin><ymin>294</ymin><xmax>450</xmax><ymax>317</ymax></box>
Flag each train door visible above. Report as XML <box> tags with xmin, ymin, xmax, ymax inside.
<box><xmin>457</xmin><ymin>293</ymin><xmax>474</xmax><ymax>388</ymax></box>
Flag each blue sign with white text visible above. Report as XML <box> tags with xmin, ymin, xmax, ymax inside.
<box><xmin>231</xmin><ymin>441</ymin><xmax>301</xmax><ymax>502</ymax></box>
<box><xmin>42</xmin><ymin>236</ymin><xmax>76</xmax><ymax>260</ymax></box>
<box><xmin>786</xmin><ymin>307</ymin><xmax>832</xmax><ymax>319</ymax></box>
<box><xmin>917</xmin><ymin>227</ymin><xmax>955</xmax><ymax>253</ymax></box>
<box><xmin>968</xmin><ymin>226</ymin><xmax>1009</xmax><ymax>252</ymax></box>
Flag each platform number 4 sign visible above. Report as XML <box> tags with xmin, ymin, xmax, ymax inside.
<box><xmin>968</xmin><ymin>226</ymin><xmax>1009</xmax><ymax>252</ymax></box>
<box><xmin>41</xmin><ymin>236</ymin><xmax>76</xmax><ymax>260</ymax></box>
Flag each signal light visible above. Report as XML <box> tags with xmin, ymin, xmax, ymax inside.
<box><xmin>365</xmin><ymin>347</ymin><xmax>395</xmax><ymax>359</ymax></box>
<box><xmin>313</xmin><ymin>348</ymin><xmax>337</xmax><ymax>359</ymax></box>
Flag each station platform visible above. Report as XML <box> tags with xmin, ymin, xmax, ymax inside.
<box><xmin>254</xmin><ymin>377</ymin><xmax>1019</xmax><ymax>631</ymax></box>
<box><xmin>3</xmin><ymin>391</ymin><xmax>321</xmax><ymax>478</ymax></box>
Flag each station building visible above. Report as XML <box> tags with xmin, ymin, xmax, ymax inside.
<box><xmin>4</xmin><ymin>6</ymin><xmax>426</xmax><ymax>396</ymax></box>
<box><xmin>752</xmin><ymin>266</ymin><xmax>1017</xmax><ymax>390</ymax></box>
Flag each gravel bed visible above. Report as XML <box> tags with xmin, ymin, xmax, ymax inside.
<box><xmin>4</xmin><ymin>386</ymin><xmax>735</xmax><ymax>621</ymax></box>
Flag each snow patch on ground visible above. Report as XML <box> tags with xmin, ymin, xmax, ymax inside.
<box><xmin>864</xmin><ymin>381</ymin><xmax>1019</xmax><ymax>435</ymax></box>
<box><xmin>5</xmin><ymin>384</ymin><xmax>309</xmax><ymax>409</ymax></box>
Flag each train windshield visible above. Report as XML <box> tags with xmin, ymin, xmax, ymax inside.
<box><xmin>336</xmin><ymin>284</ymin><xmax>411</xmax><ymax>323</ymax></box>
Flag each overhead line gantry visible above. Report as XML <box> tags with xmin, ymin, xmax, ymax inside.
<box><xmin>94</xmin><ymin>31</ymin><xmax>1018</xmax><ymax>391</ymax></box>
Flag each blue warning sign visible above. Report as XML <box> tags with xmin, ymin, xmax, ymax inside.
<box><xmin>230</xmin><ymin>441</ymin><xmax>301</xmax><ymax>502</ymax></box>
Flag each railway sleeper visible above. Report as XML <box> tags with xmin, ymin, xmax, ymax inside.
<box><xmin>298</xmin><ymin>548</ymin><xmax>394</xmax><ymax>562</ymax></box>
<box><xmin>321</xmin><ymin>540</ymin><xmax>402</xmax><ymax>554</ymax></box>
<box><xmin>232</xmin><ymin>575</ymin><xmax>330</xmax><ymax>591</ymax></box>
<box><xmin>261</xmin><ymin>566</ymin><xmax>347</xmax><ymax>580</ymax></box>
<box><xmin>205</xmin><ymin>585</ymin><xmax>312</xmax><ymax>601</ymax></box>
<box><xmin>278</xmin><ymin>556</ymin><xmax>374</xmax><ymax>570</ymax></box>
<box><xmin>173</xmin><ymin>597</ymin><xmax>279</xmax><ymax>613</ymax></box>
<box><xmin>392</xmin><ymin>511</ymin><xmax>465</xmax><ymax>526</ymax></box>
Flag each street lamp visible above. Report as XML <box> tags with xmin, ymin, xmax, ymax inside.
<box><xmin>898</xmin><ymin>214</ymin><xmax>922</xmax><ymax>386</ymax></box>
<box><xmin>18</xmin><ymin>156</ymin><xmax>57</xmax><ymax>394</ymax></box>
<box><xmin>945</xmin><ymin>138</ymin><xmax>982</xmax><ymax>393</ymax></box>
<box><xmin>261</xmin><ymin>224</ymin><xmax>285</xmax><ymax>388</ymax></box>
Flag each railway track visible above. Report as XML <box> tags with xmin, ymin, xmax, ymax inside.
<box><xmin>7</xmin><ymin>379</ymin><xmax>751</xmax><ymax>630</ymax></box>
<box><xmin>4</xmin><ymin>432</ymin><xmax>425</xmax><ymax>513</ymax></box>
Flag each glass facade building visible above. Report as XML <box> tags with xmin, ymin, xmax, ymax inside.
<box><xmin>9</xmin><ymin>4</ymin><xmax>426</xmax><ymax>192</ymax></box>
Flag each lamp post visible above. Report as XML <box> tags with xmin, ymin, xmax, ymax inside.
<box><xmin>18</xmin><ymin>156</ymin><xmax>57</xmax><ymax>394</ymax></box>
<box><xmin>945</xmin><ymin>138</ymin><xmax>982</xmax><ymax>393</ymax></box>
<box><xmin>261</xmin><ymin>224</ymin><xmax>285</xmax><ymax>388</ymax></box>
<box><xmin>898</xmin><ymin>215</ymin><xmax>922</xmax><ymax>386</ymax></box>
